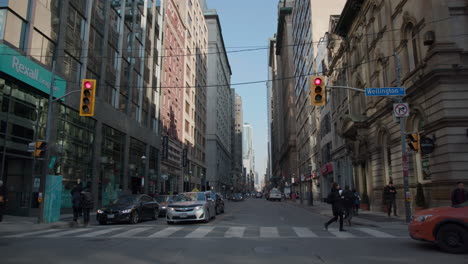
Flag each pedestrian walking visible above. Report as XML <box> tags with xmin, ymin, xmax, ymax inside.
<box><xmin>342</xmin><ymin>185</ymin><xmax>355</xmax><ymax>226</ymax></box>
<box><xmin>383</xmin><ymin>181</ymin><xmax>398</xmax><ymax>217</ymax></box>
<box><xmin>451</xmin><ymin>182</ymin><xmax>468</xmax><ymax>207</ymax></box>
<box><xmin>352</xmin><ymin>189</ymin><xmax>361</xmax><ymax>216</ymax></box>
<box><xmin>324</xmin><ymin>183</ymin><xmax>346</xmax><ymax>232</ymax></box>
<box><xmin>0</xmin><ymin>180</ymin><xmax>7</xmax><ymax>222</ymax></box>
<box><xmin>70</xmin><ymin>181</ymin><xmax>83</xmax><ymax>223</ymax></box>
<box><xmin>81</xmin><ymin>182</ymin><xmax>94</xmax><ymax>226</ymax></box>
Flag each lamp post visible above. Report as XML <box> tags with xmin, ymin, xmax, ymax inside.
<box><xmin>141</xmin><ymin>155</ymin><xmax>146</xmax><ymax>194</ymax></box>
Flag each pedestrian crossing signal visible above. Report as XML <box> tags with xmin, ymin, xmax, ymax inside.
<box><xmin>407</xmin><ymin>133</ymin><xmax>420</xmax><ymax>152</ymax></box>
<box><xmin>79</xmin><ymin>79</ymin><xmax>96</xmax><ymax>116</ymax></box>
<box><xmin>34</xmin><ymin>141</ymin><xmax>47</xmax><ymax>158</ymax></box>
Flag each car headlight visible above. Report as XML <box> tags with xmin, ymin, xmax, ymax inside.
<box><xmin>162</xmin><ymin>206</ymin><xmax>167</xmax><ymax>209</ymax></box>
<box><xmin>194</xmin><ymin>206</ymin><xmax>202</xmax><ymax>210</ymax></box>
<box><xmin>121</xmin><ymin>209</ymin><xmax>132</xmax><ymax>214</ymax></box>
<box><xmin>169</xmin><ymin>207</ymin><xmax>175</xmax><ymax>211</ymax></box>
<box><xmin>414</xmin><ymin>215</ymin><xmax>433</xmax><ymax>222</ymax></box>
<box><xmin>97</xmin><ymin>210</ymin><xmax>104</xmax><ymax>214</ymax></box>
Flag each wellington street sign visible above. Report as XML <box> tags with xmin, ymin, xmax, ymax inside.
<box><xmin>365</xmin><ymin>87</ymin><xmax>406</xmax><ymax>97</ymax></box>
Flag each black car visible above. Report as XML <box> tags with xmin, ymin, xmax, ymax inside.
<box><xmin>96</xmin><ymin>194</ymin><xmax>160</xmax><ymax>225</ymax></box>
<box><xmin>231</xmin><ymin>193</ymin><xmax>244</xmax><ymax>202</ymax></box>
<box><xmin>214</xmin><ymin>193</ymin><xmax>225</xmax><ymax>214</ymax></box>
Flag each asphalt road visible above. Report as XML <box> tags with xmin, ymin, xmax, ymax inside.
<box><xmin>0</xmin><ymin>198</ymin><xmax>467</xmax><ymax>264</ymax></box>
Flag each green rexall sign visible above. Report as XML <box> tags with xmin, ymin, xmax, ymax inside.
<box><xmin>0</xmin><ymin>44</ymin><xmax>66</xmax><ymax>98</ymax></box>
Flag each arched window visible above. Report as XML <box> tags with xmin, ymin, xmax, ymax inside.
<box><xmin>405</xmin><ymin>23</ymin><xmax>419</xmax><ymax>72</ymax></box>
<box><xmin>407</xmin><ymin>112</ymin><xmax>429</xmax><ymax>183</ymax></box>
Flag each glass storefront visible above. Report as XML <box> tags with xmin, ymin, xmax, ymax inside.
<box><xmin>129</xmin><ymin>137</ymin><xmax>145</xmax><ymax>194</ymax></box>
<box><xmin>56</xmin><ymin>105</ymin><xmax>96</xmax><ymax>209</ymax></box>
<box><xmin>100</xmin><ymin>125</ymin><xmax>125</xmax><ymax>206</ymax></box>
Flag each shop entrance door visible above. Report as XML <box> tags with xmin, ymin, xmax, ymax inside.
<box><xmin>2</xmin><ymin>156</ymin><xmax>32</xmax><ymax>216</ymax></box>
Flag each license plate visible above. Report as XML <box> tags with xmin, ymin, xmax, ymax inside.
<box><xmin>107</xmin><ymin>214</ymin><xmax>115</xmax><ymax>219</ymax></box>
<box><xmin>179</xmin><ymin>213</ymin><xmax>187</xmax><ymax>218</ymax></box>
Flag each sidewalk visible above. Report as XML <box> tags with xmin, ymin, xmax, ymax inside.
<box><xmin>286</xmin><ymin>199</ymin><xmax>408</xmax><ymax>229</ymax></box>
<box><xmin>0</xmin><ymin>213</ymin><xmax>96</xmax><ymax>235</ymax></box>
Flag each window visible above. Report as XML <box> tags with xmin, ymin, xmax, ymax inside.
<box><xmin>405</xmin><ymin>23</ymin><xmax>419</xmax><ymax>72</ymax></box>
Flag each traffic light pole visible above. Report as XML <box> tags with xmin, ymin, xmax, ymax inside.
<box><xmin>394</xmin><ymin>51</ymin><xmax>412</xmax><ymax>223</ymax></box>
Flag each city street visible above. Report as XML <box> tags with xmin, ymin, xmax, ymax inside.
<box><xmin>0</xmin><ymin>198</ymin><xmax>466</xmax><ymax>264</ymax></box>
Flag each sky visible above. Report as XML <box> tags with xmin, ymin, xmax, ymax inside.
<box><xmin>206</xmin><ymin>0</ymin><xmax>278</xmax><ymax>181</ymax></box>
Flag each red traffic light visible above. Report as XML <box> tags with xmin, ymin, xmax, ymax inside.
<box><xmin>84</xmin><ymin>81</ymin><xmax>92</xmax><ymax>89</ymax></box>
<box><xmin>314</xmin><ymin>78</ymin><xmax>322</xmax><ymax>86</ymax></box>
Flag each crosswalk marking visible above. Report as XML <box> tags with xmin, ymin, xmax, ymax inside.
<box><xmin>224</xmin><ymin>226</ymin><xmax>246</xmax><ymax>238</ymax></box>
<box><xmin>41</xmin><ymin>228</ymin><xmax>92</xmax><ymax>238</ymax></box>
<box><xmin>4</xmin><ymin>226</ymin><xmax>401</xmax><ymax>239</ymax></box>
<box><xmin>185</xmin><ymin>226</ymin><xmax>215</xmax><ymax>238</ymax></box>
<box><xmin>148</xmin><ymin>227</ymin><xmax>183</xmax><ymax>238</ymax></box>
<box><xmin>260</xmin><ymin>227</ymin><xmax>279</xmax><ymax>238</ymax></box>
<box><xmin>110</xmin><ymin>227</ymin><xmax>152</xmax><ymax>238</ymax></box>
<box><xmin>4</xmin><ymin>229</ymin><xmax>61</xmax><ymax>238</ymax></box>
<box><xmin>355</xmin><ymin>227</ymin><xmax>395</xmax><ymax>238</ymax></box>
<box><xmin>328</xmin><ymin>228</ymin><xmax>356</xmax><ymax>238</ymax></box>
<box><xmin>293</xmin><ymin>227</ymin><xmax>318</xmax><ymax>238</ymax></box>
<box><xmin>76</xmin><ymin>228</ymin><xmax>122</xmax><ymax>238</ymax></box>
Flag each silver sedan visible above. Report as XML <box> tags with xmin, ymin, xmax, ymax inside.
<box><xmin>166</xmin><ymin>192</ymin><xmax>216</xmax><ymax>224</ymax></box>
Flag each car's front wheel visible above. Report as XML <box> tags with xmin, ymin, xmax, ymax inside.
<box><xmin>436</xmin><ymin>224</ymin><xmax>468</xmax><ymax>253</ymax></box>
<box><xmin>129</xmin><ymin>210</ymin><xmax>140</xmax><ymax>224</ymax></box>
<box><xmin>152</xmin><ymin>209</ymin><xmax>159</xmax><ymax>220</ymax></box>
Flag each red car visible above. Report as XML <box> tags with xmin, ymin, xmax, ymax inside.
<box><xmin>409</xmin><ymin>201</ymin><xmax>468</xmax><ymax>253</ymax></box>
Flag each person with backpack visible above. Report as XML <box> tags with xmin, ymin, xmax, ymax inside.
<box><xmin>70</xmin><ymin>181</ymin><xmax>83</xmax><ymax>223</ymax></box>
<box><xmin>324</xmin><ymin>182</ymin><xmax>346</xmax><ymax>232</ymax></box>
<box><xmin>341</xmin><ymin>185</ymin><xmax>355</xmax><ymax>226</ymax></box>
<box><xmin>352</xmin><ymin>189</ymin><xmax>361</xmax><ymax>216</ymax></box>
<box><xmin>81</xmin><ymin>182</ymin><xmax>94</xmax><ymax>226</ymax></box>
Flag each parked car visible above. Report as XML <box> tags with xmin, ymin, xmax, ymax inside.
<box><xmin>409</xmin><ymin>201</ymin><xmax>468</xmax><ymax>253</ymax></box>
<box><xmin>166</xmin><ymin>192</ymin><xmax>216</xmax><ymax>224</ymax></box>
<box><xmin>268</xmin><ymin>189</ymin><xmax>282</xmax><ymax>201</ymax></box>
<box><xmin>96</xmin><ymin>194</ymin><xmax>159</xmax><ymax>225</ymax></box>
<box><xmin>255</xmin><ymin>192</ymin><xmax>263</xmax><ymax>198</ymax></box>
<box><xmin>231</xmin><ymin>193</ymin><xmax>244</xmax><ymax>202</ymax></box>
<box><xmin>154</xmin><ymin>195</ymin><xmax>174</xmax><ymax>216</ymax></box>
<box><xmin>214</xmin><ymin>193</ymin><xmax>225</xmax><ymax>214</ymax></box>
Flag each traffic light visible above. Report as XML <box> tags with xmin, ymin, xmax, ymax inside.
<box><xmin>407</xmin><ymin>133</ymin><xmax>420</xmax><ymax>152</ymax></box>
<box><xmin>310</xmin><ymin>76</ymin><xmax>326</xmax><ymax>106</ymax></box>
<box><xmin>79</xmin><ymin>79</ymin><xmax>96</xmax><ymax>116</ymax></box>
<box><xmin>34</xmin><ymin>141</ymin><xmax>46</xmax><ymax>158</ymax></box>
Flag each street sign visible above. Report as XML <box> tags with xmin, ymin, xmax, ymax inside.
<box><xmin>420</xmin><ymin>137</ymin><xmax>435</xmax><ymax>154</ymax></box>
<box><xmin>365</xmin><ymin>87</ymin><xmax>405</xmax><ymax>96</ymax></box>
<box><xmin>393</xmin><ymin>103</ymin><xmax>409</xmax><ymax>117</ymax></box>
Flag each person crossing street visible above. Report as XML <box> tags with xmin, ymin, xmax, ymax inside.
<box><xmin>324</xmin><ymin>183</ymin><xmax>346</xmax><ymax>232</ymax></box>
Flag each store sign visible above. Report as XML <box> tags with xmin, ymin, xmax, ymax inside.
<box><xmin>321</xmin><ymin>163</ymin><xmax>333</xmax><ymax>175</ymax></box>
<box><xmin>0</xmin><ymin>44</ymin><xmax>66</xmax><ymax>98</ymax></box>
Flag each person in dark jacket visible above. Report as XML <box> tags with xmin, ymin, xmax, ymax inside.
<box><xmin>324</xmin><ymin>183</ymin><xmax>346</xmax><ymax>231</ymax></box>
<box><xmin>383</xmin><ymin>181</ymin><xmax>397</xmax><ymax>217</ymax></box>
<box><xmin>81</xmin><ymin>182</ymin><xmax>94</xmax><ymax>226</ymax></box>
<box><xmin>451</xmin><ymin>182</ymin><xmax>468</xmax><ymax>206</ymax></box>
<box><xmin>70</xmin><ymin>181</ymin><xmax>83</xmax><ymax>223</ymax></box>
<box><xmin>342</xmin><ymin>185</ymin><xmax>355</xmax><ymax>226</ymax></box>
<box><xmin>0</xmin><ymin>180</ymin><xmax>6</xmax><ymax>222</ymax></box>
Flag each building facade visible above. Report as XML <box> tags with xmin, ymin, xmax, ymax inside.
<box><xmin>233</xmin><ymin>93</ymin><xmax>243</xmax><ymax>192</ymax></box>
<box><xmin>204</xmin><ymin>9</ymin><xmax>233</xmax><ymax>194</ymax></box>
<box><xmin>328</xmin><ymin>0</ymin><xmax>468</xmax><ymax>212</ymax></box>
<box><xmin>242</xmin><ymin>123</ymin><xmax>254</xmax><ymax>192</ymax></box>
<box><xmin>0</xmin><ymin>0</ymin><xmax>163</xmax><ymax>216</ymax></box>
<box><xmin>292</xmin><ymin>0</ymin><xmax>346</xmax><ymax>202</ymax></box>
<box><xmin>269</xmin><ymin>0</ymin><xmax>298</xmax><ymax>194</ymax></box>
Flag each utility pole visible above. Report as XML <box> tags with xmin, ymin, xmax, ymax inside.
<box><xmin>395</xmin><ymin>51</ymin><xmax>412</xmax><ymax>223</ymax></box>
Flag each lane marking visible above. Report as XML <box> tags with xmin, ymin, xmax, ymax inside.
<box><xmin>110</xmin><ymin>227</ymin><xmax>152</xmax><ymax>238</ymax></box>
<box><xmin>185</xmin><ymin>226</ymin><xmax>215</xmax><ymax>238</ymax></box>
<box><xmin>355</xmin><ymin>228</ymin><xmax>395</xmax><ymax>238</ymax></box>
<box><xmin>4</xmin><ymin>229</ymin><xmax>60</xmax><ymax>238</ymax></box>
<box><xmin>41</xmin><ymin>228</ymin><xmax>92</xmax><ymax>238</ymax></box>
<box><xmin>260</xmin><ymin>227</ymin><xmax>279</xmax><ymax>238</ymax></box>
<box><xmin>76</xmin><ymin>227</ymin><xmax>122</xmax><ymax>237</ymax></box>
<box><xmin>148</xmin><ymin>227</ymin><xmax>183</xmax><ymax>238</ymax></box>
<box><xmin>328</xmin><ymin>228</ymin><xmax>356</xmax><ymax>238</ymax></box>
<box><xmin>293</xmin><ymin>227</ymin><xmax>318</xmax><ymax>238</ymax></box>
<box><xmin>224</xmin><ymin>226</ymin><xmax>246</xmax><ymax>238</ymax></box>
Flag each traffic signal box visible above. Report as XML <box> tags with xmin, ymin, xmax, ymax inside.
<box><xmin>79</xmin><ymin>79</ymin><xmax>96</xmax><ymax>116</ymax></box>
<box><xmin>310</xmin><ymin>76</ymin><xmax>326</xmax><ymax>106</ymax></box>
<box><xmin>407</xmin><ymin>133</ymin><xmax>420</xmax><ymax>152</ymax></box>
<box><xmin>34</xmin><ymin>141</ymin><xmax>47</xmax><ymax>158</ymax></box>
